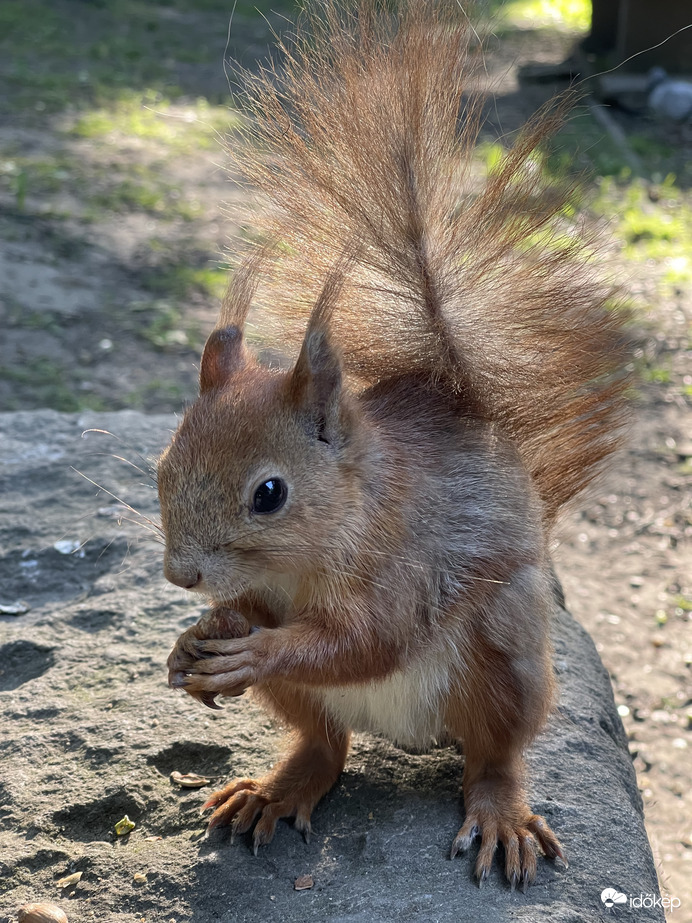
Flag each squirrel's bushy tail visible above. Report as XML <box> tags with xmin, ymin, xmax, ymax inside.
<box><xmin>224</xmin><ymin>0</ymin><xmax>632</xmax><ymax>521</ymax></box>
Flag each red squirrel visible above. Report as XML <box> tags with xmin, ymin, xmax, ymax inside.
<box><xmin>158</xmin><ymin>0</ymin><xmax>631</xmax><ymax>889</ymax></box>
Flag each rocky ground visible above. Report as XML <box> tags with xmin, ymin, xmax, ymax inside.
<box><xmin>0</xmin><ymin>1</ymin><xmax>690</xmax><ymax>921</ymax></box>
<box><xmin>0</xmin><ymin>409</ymin><xmax>665</xmax><ymax>923</ymax></box>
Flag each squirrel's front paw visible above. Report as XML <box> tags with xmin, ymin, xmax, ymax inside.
<box><xmin>173</xmin><ymin>632</ymin><xmax>268</xmax><ymax>700</ymax></box>
<box><xmin>168</xmin><ymin>607</ymin><xmax>249</xmax><ymax>708</ymax></box>
<box><xmin>450</xmin><ymin>808</ymin><xmax>565</xmax><ymax>890</ymax></box>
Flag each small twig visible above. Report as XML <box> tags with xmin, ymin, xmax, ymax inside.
<box><xmin>588</xmin><ymin>100</ymin><xmax>644</xmax><ymax>176</ymax></box>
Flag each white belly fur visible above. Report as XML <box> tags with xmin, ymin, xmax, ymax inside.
<box><xmin>316</xmin><ymin>653</ymin><xmax>451</xmax><ymax>749</ymax></box>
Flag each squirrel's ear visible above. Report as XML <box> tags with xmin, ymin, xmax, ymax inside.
<box><xmin>200</xmin><ymin>326</ymin><xmax>247</xmax><ymax>393</ymax></box>
<box><xmin>200</xmin><ymin>245</ymin><xmax>267</xmax><ymax>393</ymax></box>
<box><xmin>288</xmin><ymin>261</ymin><xmax>350</xmax><ymax>443</ymax></box>
<box><xmin>289</xmin><ymin>326</ymin><xmax>344</xmax><ymax>445</ymax></box>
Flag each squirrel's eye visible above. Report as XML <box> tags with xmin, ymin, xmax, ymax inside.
<box><xmin>252</xmin><ymin>478</ymin><xmax>288</xmax><ymax>515</ymax></box>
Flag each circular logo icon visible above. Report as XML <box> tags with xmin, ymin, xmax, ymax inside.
<box><xmin>601</xmin><ymin>888</ymin><xmax>628</xmax><ymax>908</ymax></box>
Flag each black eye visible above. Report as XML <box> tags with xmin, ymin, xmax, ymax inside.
<box><xmin>252</xmin><ymin>478</ymin><xmax>288</xmax><ymax>514</ymax></box>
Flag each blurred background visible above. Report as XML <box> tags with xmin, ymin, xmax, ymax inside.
<box><xmin>0</xmin><ymin>0</ymin><xmax>689</xmax><ymax>413</ymax></box>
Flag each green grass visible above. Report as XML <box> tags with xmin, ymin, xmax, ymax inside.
<box><xmin>72</xmin><ymin>93</ymin><xmax>237</xmax><ymax>154</ymax></box>
<box><xmin>500</xmin><ymin>0</ymin><xmax>591</xmax><ymax>31</ymax></box>
<box><xmin>594</xmin><ymin>177</ymin><xmax>692</xmax><ymax>277</ymax></box>
<box><xmin>488</xmin><ymin>100</ymin><xmax>692</xmax><ymax>413</ymax></box>
<box><xmin>141</xmin><ymin>0</ymin><xmax>290</xmax><ymax>12</ymax></box>
<box><xmin>136</xmin><ymin>301</ymin><xmax>198</xmax><ymax>350</ymax></box>
<box><xmin>87</xmin><ymin>170</ymin><xmax>202</xmax><ymax>221</ymax></box>
<box><xmin>524</xmin><ymin>103</ymin><xmax>692</xmax><ymax>299</ymax></box>
<box><xmin>123</xmin><ymin>378</ymin><xmax>188</xmax><ymax>409</ymax></box>
<box><xmin>546</xmin><ymin>111</ymin><xmax>630</xmax><ymax>180</ymax></box>
<box><xmin>4</xmin><ymin>299</ymin><xmax>63</xmax><ymax>335</ymax></box>
<box><xmin>0</xmin><ymin>151</ymin><xmax>205</xmax><ymax>221</ymax></box>
<box><xmin>0</xmin><ymin>0</ymin><xmax>298</xmax><ymax>118</ymax></box>
<box><xmin>0</xmin><ymin>359</ymin><xmax>103</xmax><ymax>412</ymax></box>
<box><xmin>641</xmin><ymin>364</ymin><xmax>672</xmax><ymax>385</ymax></box>
<box><xmin>142</xmin><ymin>263</ymin><xmax>229</xmax><ymax>301</ymax></box>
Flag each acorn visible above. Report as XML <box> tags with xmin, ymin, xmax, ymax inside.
<box><xmin>17</xmin><ymin>904</ymin><xmax>68</xmax><ymax>923</ymax></box>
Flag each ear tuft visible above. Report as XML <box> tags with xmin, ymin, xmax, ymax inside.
<box><xmin>287</xmin><ymin>257</ymin><xmax>353</xmax><ymax>443</ymax></box>
<box><xmin>289</xmin><ymin>327</ymin><xmax>344</xmax><ymax>444</ymax></box>
<box><xmin>200</xmin><ymin>325</ymin><xmax>247</xmax><ymax>393</ymax></box>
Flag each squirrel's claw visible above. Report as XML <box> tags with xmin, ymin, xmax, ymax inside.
<box><xmin>199</xmin><ymin>692</ymin><xmax>223</xmax><ymax>710</ymax></box>
<box><xmin>452</xmin><ymin>810</ymin><xmax>560</xmax><ymax>889</ymax></box>
<box><xmin>168</xmin><ymin>670</ymin><xmax>224</xmax><ymax>709</ymax></box>
<box><xmin>449</xmin><ymin>822</ymin><xmax>479</xmax><ymax>859</ymax></box>
<box><xmin>168</xmin><ymin>670</ymin><xmax>187</xmax><ymax>689</ymax></box>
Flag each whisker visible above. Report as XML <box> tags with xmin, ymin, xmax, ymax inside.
<box><xmin>81</xmin><ymin>429</ymin><xmax>159</xmax><ymax>482</ymax></box>
<box><xmin>71</xmin><ymin>467</ymin><xmax>165</xmax><ymax>535</ymax></box>
<box><xmin>96</xmin><ymin>535</ymin><xmax>119</xmax><ymax>562</ymax></box>
<box><xmin>80</xmin><ymin>451</ymin><xmax>155</xmax><ymax>481</ymax></box>
<box><xmin>118</xmin><ymin>517</ymin><xmax>166</xmax><ymax>544</ymax></box>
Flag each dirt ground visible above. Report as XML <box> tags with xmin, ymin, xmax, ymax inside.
<box><xmin>0</xmin><ymin>1</ymin><xmax>690</xmax><ymax>920</ymax></box>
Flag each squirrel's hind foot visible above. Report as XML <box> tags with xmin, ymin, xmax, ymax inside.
<box><xmin>451</xmin><ymin>809</ymin><xmax>566</xmax><ymax>890</ymax></box>
<box><xmin>202</xmin><ymin>718</ymin><xmax>350</xmax><ymax>852</ymax></box>
<box><xmin>203</xmin><ymin>777</ymin><xmax>314</xmax><ymax>852</ymax></box>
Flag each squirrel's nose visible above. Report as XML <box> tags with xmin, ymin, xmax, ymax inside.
<box><xmin>164</xmin><ymin>558</ymin><xmax>202</xmax><ymax>589</ymax></box>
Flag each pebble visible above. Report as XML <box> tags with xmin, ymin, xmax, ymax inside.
<box><xmin>294</xmin><ymin>874</ymin><xmax>314</xmax><ymax>891</ymax></box>
<box><xmin>53</xmin><ymin>540</ymin><xmax>85</xmax><ymax>557</ymax></box>
<box><xmin>56</xmin><ymin>872</ymin><xmax>81</xmax><ymax>888</ymax></box>
<box><xmin>629</xmin><ymin>576</ymin><xmax>644</xmax><ymax>587</ymax></box>
<box><xmin>0</xmin><ymin>600</ymin><xmax>30</xmax><ymax>615</ymax></box>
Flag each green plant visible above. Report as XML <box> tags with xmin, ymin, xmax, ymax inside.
<box><xmin>500</xmin><ymin>0</ymin><xmax>591</xmax><ymax>31</ymax></box>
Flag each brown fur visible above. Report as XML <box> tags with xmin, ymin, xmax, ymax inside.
<box><xmin>158</xmin><ymin>0</ymin><xmax>632</xmax><ymax>888</ymax></box>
